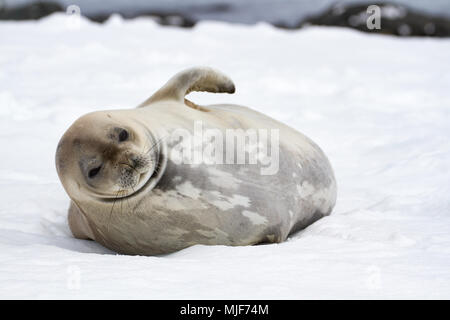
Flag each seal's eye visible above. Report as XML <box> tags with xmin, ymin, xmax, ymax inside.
<box><xmin>118</xmin><ymin>129</ymin><xmax>129</xmax><ymax>142</ymax></box>
<box><xmin>88</xmin><ymin>165</ymin><xmax>101</xmax><ymax>178</ymax></box>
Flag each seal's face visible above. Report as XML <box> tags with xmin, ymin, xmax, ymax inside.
<box><xmin>56</xmin><ymin>111</ymin><xmax>158</xmax><ymax>201</ymax></box>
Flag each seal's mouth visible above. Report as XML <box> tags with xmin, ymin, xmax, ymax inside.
<box><xmin>111</xmin><ymin>161</ymin><xmax>158</xmax><ymax>201</ymax></box>
<box><xmin>138</xmin><ymin>172</ymin><xmax>148</xmax><ymax>184</ymax></box>
<box><xmin>126</xmin><ymin>169</ymin><xmax>152</xmax><ymax>196</ymax></box>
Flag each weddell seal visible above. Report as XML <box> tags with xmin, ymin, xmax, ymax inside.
<box><xmin>55</xmin><ymin>67</ymin><xmax>337</xmax><ymax>255</ymax></box>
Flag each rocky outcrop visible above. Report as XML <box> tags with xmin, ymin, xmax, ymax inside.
<box><xmin>296</xmin><ymin>2</ymin><xmax>450</xmax><ymax>37</ymax></box>
<box><xmin>1</xmin><ymin>1</ymin><xmax>449</xmax><ymax>37</ymax></box>
<box><xmin>0</xmin><ymin>1</ymin><xmax>62</xmax><ymax>20</ymax></box>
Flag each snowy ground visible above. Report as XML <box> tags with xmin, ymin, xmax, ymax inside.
<box><xmin>0</xmin><ymin>14</ymin><xmax>450</xmax><ymax>299</ymax></box>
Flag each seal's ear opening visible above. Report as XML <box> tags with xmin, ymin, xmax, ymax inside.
<box><xmin>137</xmin><ymin>66</ymin><xmax>235</xmax><ymax>108</ymax></box>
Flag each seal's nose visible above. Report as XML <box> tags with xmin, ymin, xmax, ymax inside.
<box><xmin>117</xmin><ymin>152</ymin><xmax>139</xmax><ymax>171</ymax></box>
<box><xmin>131</xmin><ymin>158</ymin><xmax>139</xmax><ymax>168</ymax></box>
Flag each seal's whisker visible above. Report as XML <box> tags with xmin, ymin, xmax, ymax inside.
<box><xmin>143</xmin><ymin>135</ymin><xmax>167</xmax><ymax>155</ymax></box>
<box><xmin>107</xmin><ymin>190</ymin><xmax>121</xmax><ymax>233</ymax></box>
<box><xmin>120</xmin><ymin>192</ymin><xmax>124</xmax><ymax>217</ymax></box>
<box><xmin>153</xmin><ymin>156</ymin><xmax>164</xmax><ymax>175</ymax></box>
<box><xmin>128</xmin><ymin>186</ymin><xmax>136</xmax><ymax>216</ymax></box>
<box><xmin>126</xmin><ymin>196</ymin><xmax>132</xmax><ymax>216</ymax></box>
<box><xmin>140</xmin><ymin>139</ymin><xmax>151</xmax><ymax>155</ymax></box>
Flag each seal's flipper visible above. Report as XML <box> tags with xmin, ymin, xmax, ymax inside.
<box><xmin>68</xmin><ymin>201</ymin><xmax>95</xmax><ymax>240</ymax></box>
<box><xmin>138</xmin><ymin>67</ymin><xmax>235</xmax><ymax>108</ymax></box>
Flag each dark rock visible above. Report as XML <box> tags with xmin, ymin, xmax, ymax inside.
<box><xmin>299</xmin><ymin>2</ymin><xmax>450</xmax><ymax>37</ymax></box>
<box><xmin>89</xmin><ymin>11</ymin><xmax>196</xmax><ymax>28</ymax></box>
<box><xmin>0</xmin><ymin>1</ymin><xmax>196</xmax><ymax>28</ymax></box>
<box><xmin>1</xmin><ymin>0</ymin><xmax>449</xmax><ymax>37</ymax></box>
<box><xmin>0</xmin><ymin>1</ymin><xmax>63</xmax><ymax>20</ymax></box>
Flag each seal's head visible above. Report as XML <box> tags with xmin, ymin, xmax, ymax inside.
<box><xmin>55</xmin><ymin>111</ymin><xmax>161</xmax><ymax>202</ymax></box>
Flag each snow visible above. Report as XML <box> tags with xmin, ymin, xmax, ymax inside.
<box><xmin>1</xmin><ymin>14</ymin><xmax>450</xmax><ymax>299</ymax></box>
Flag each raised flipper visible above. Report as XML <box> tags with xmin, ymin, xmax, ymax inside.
<box><xmin>137</xmin><ymin>66</ymin><xmax>235</xmax><ymax>108</ymax></box>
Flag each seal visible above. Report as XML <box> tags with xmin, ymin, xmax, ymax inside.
<box><xmin>55</xmin><ymin>67</ymin><xmax>337</xmax><ymax>255</ymax></box>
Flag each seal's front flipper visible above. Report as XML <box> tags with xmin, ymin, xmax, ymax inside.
<box><xmin>138</xmin><ymin>67</ymin><xmax>235</xmax><ymax>108</ymax></box>
<box><xmin>68</xmin><ymin>201</ymin><xmax>95</xmax><ymax>240</ymax></box>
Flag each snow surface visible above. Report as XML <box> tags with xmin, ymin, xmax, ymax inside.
<box><xmin>0</xmin><ymin>14</ymin><xmax>450</xmax><ymax>299</ymax></box>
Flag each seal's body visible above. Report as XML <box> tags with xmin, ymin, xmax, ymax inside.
<box><xmin>56</xmin><ymin>67</ymin><xmax>336</xmax><ymax>255</ymax></box>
